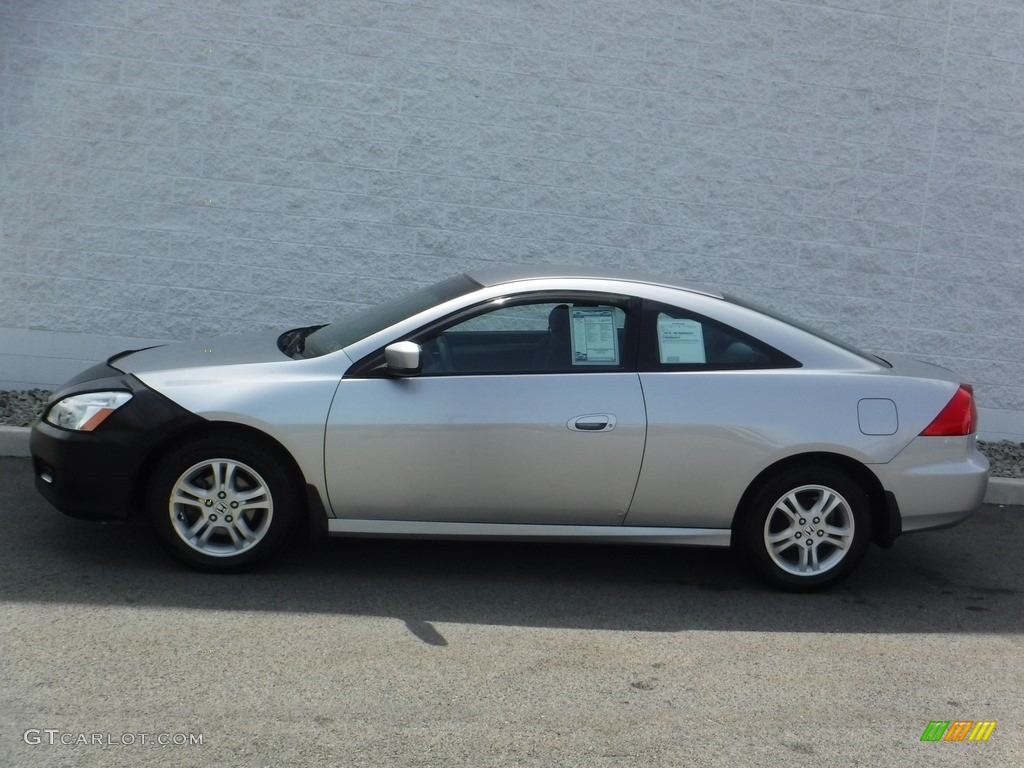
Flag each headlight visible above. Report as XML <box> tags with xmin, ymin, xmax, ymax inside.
<box><xmin>45</xmin><ymin>392</ymin><xmax>133</xmax><ymax>431</ymax></box>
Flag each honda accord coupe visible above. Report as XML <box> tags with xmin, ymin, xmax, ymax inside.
<box><xmin>30</xmin><ymin>266</ymin><xmax>989</xmax><ymax>590</ymax></box>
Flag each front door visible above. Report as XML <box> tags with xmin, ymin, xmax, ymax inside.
<box><xmin>324</xmin><ymin>295</ymin><xmax>646</xmax><ymax>525</ymax></box>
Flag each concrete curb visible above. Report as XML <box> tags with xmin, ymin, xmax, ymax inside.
<box><xmin>982</xmin><ymin>477</ymin><xmax>1024</xmax><ymax>506</ymax></box>
<box><xmin>1</xmin><ymin>424</ymin><xmax>1021</xmax><ymax>506</ymax></box>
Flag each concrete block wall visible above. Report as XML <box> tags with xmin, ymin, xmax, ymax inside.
<box><xmin>1</xmin><ymin>0</ymin><xmax>1023</xmax><ymax>436</ymax></box>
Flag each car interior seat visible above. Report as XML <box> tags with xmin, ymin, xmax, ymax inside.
<box><xmin>531</xmin><ymin>304</ymin><xmax>571</xmax><ymax>369</ymax></box>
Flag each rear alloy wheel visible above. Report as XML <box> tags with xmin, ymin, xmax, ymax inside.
<box><xmin>148</xmin><ymin>438</ymin><xmax>299</xmax><ymax>571</ymax></box>
<box><xmin>741</xmin><ymin>466</ymin><xmax>872</xmax><ymax>591</ymax></box>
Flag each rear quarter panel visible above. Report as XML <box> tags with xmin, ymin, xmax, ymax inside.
<box><xmin>624</xmin><ymin>368</ymin><xmax>961</xmax><ymax>528</ymax></box>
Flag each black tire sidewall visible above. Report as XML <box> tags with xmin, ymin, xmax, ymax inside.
<box><xmin>147</xmin><ymin>437</ymin><xmax>300</xmax><ymax>571</ymax></box>
<box><xmin>741</xmin><ymin>466</ymin><xmax>872</xmax><ymax>591</ymax></box>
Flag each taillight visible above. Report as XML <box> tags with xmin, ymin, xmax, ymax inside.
<box><xmin>920</xmin><ymin>384</ymin><xmax>977</xmax><ymax>436</ymax></box>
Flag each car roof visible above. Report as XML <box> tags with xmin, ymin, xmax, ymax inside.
<box><xmin>466</xmin><ymin>265</ymin><xmax>724</xmax><ymax>299</ymax></box>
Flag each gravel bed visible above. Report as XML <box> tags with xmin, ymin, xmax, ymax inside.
<box><xmin>979</xmin><ymin>440</ymin><xmax>1024</xmax><ymax>479</ymax></box>
<box><xmin>0</xmin><ymin>389</ymin><xmax>52</xmax><ymax>428</ymax></box>
<box><xmin>1</xmin><ymin>389</ymin><xmax>1022</xmax><ymax>478</ymax></box>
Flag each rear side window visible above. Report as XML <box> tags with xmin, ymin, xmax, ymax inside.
<box><xmin>640</xmin><ymin>301</ymin><xmax>798</xmax><ymax>371</ymax></box>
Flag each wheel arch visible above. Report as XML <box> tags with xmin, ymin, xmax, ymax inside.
<box><xmin>732</xmin><ymin>452</ymin><xmax>898</xmax><ymax>549</ymax></box>
<box><xmin>130</xmin><ymin>420</ymin><xmax>311</xmax><ymax>523</ymax></box>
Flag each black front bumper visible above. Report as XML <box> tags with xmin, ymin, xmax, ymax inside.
<box><xmin>30</xmin><ymin>363</ymin><xmax>204</xmax><ymax>520</ymax></box>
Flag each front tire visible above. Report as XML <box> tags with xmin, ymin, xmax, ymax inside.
<box><xmin>740</xmin><ymin>466</ymin><xmax>872</xmax><ymax>591</ymax></box>
<box><xmin>147</xmin><ymin>437</ymin><xmax>300</xmax><ymax>571</ymax></box>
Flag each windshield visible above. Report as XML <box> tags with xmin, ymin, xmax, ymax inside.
<box><xmin>300</xmin><ymin>274</ymin><xmax>481</xmax><ymax>358</ymax></box>
<box><xmin>725</xmin><ymin>294</ymin><xmax>892</xmax><ymax>368</ymax></box>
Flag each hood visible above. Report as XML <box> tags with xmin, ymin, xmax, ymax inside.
<box><xmin>110</xmin><ymin>330</ymin><xmax>289</xmax><ymax>375</ymax></box>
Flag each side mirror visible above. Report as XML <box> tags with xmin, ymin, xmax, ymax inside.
<box><xmin>384</xmin><ymin>341</ymin><xmax>421</xmax><ymax>376</ymax></box>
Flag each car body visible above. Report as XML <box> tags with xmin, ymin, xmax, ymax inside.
<box><xmin>30</xmin><ymin>266</ymin><xmax>989</xmax><ymax>589</ymax></box>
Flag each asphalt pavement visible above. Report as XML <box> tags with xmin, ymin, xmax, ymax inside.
<box><xmin>1</xmin><ymin>456</ymin><xmax>1022</xmax><ymax>767</ymax></box>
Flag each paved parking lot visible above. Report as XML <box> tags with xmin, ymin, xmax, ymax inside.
<box><xmin>1</xmin><ymin>456</ymin><xmax>1022</xmax><ymax>767</ymax></box>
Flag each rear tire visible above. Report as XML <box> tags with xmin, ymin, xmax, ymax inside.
<box><xmin>147</xmin><ymin>437</ymin><xmax>300</xmax><ymax>572</ymax></box>
<box><xmin>740</xmin><ymin>465</ymin><xmax>872</xmax><ymax>591</ymax></box>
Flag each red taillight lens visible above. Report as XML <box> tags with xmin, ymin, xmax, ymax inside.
<box><xmin>921</xmin><ymin>384</ymin><xmax>977</xmax><ymax>436</ymax></box>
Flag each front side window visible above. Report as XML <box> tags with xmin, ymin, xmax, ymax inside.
<box><xmin>417</xmin><ymin>295</ymin><xmax>633</xmax><ymax>375</ymax></box>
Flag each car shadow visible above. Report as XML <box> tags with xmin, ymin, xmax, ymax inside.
<box><xmin>2</xmin><ymin>458</ymin><xmax>1021</xmax><ymax>636</ymax></box>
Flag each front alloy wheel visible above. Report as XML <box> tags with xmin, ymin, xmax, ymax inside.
<box><xmin>148</xmin><ymin>437</ymin><xmax>299</xmax><ymax>571</ymax></box>
<box><xmin>169</xmin><ymin>458</ymin><xmax>274</xmax><ymax>558</ymax></box>
<box><xmin>742</xmin><ymin>466</ymin><xmax>871</xmax><ymax>591</ymax></box>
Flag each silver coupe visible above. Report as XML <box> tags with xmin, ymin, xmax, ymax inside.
<box><xmin>30</xmin><ymin>267</ymin><xmax>989</xmax><ymax>590</ymax></box>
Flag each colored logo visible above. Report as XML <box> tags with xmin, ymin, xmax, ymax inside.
<box><xmin>920</xmin><ymin>721</ymin><xmax>996</xmax><ymax>742</ymax></box>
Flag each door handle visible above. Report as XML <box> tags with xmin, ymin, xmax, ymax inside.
<box><xmin>568</xmin><ymin>414</ymin><xmax>616</xmax><ymax>432</ymax></box>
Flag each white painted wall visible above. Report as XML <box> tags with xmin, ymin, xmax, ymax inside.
<box><xmin>1</xmin><ymin>0</ymin><xmax>1023</xmax><ymax>435</ymax></box>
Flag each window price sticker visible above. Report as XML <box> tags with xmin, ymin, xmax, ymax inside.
<box><xmin>570</xmin><ymin>308</ymin><xmax>619</xmax><ymax>365</ymax></box>
<box><xmin>657</xmin><ymin>315</ymin><xmax>705</xmax><ymax>364</ymax></box>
